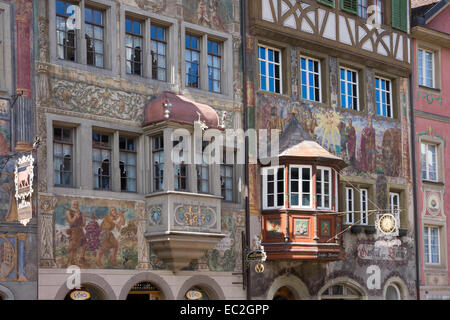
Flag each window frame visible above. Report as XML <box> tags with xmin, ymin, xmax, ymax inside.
<box><xmin>124</xmin><ymin>16</ymin><xmax>144</xmax><ymax>76</ymax></box>
<box><xmin>84</xmin><ymin>5</ymin><xmax>105</xmax><ymax>68</ymax></box>
<box><xmin>220</xmin><ymin>149</ymin><xmax>235</xmax><ymax>202</ymax></box>
<box><xmin>424</xmin><ymin>226</ymin><xmax>440</xmax><ymax>265</ymax></box>
<box><xmin>262</xmin><ymin>166</ymin><xmax>285</xmax><ymax>210</ymax></box>
<box><xmin>207</xmin><ymin>39</ymin><xmax>222</xmax><ymax>93</ymax></box>
<box><xmin>185</xmin><ymin>33</ymin><xmax>201</xmax><ymax>89</ymax></box>
<box><xmin>340</xmin><ymin>66</ymin><xmax>360</xmax><ymax>111</ymax></box>
<box><xmin>300</xmin><ymin>55</ymin><xmax>322</xmax><ymax>103</ymax></box>
<box><xmin>289</xmin><ymin>165</ymin><xmax>313</xmax><ymax>209</ymax></box>
<box><xmin>152</xmin><ymin>134</ymin><xmax>164</xmax><ymax>192</ymax></box>
<box><xmin>360</xmin><ymin>188</ymin><xmax>369</xmax><ymax>225</ymax></box>
<box><xmin>119</xmin><ymin>135</ymin><xmax>137</xmax><ymax>193</ymax></box>
<box><xmin>375</xmin><ymin>75</ymin><xmax>394</xmax><ymax>118</ymax></box>
<box><xmin>150</xmin><ymin>23</ymin><xmax>168</xmax><ymax>82</ymax></box>
<box><xmin>316</xmin><ymin>166</ymin><xmax>332</xmax><ymax>210</ymax></box>
<box><xmin>421</xmin><ymin>142</ymin><xmax>438</xmax><ymax>182</ymax></box>
<box><xmin>50</xmin><ymin>0</ymin><xmax>117</xmax><ymax>74</ymax></box>
<box><xmin>258</xmin><ymin>44</ymin><xmax>283</xmax><ymax>94</ymax></box>
<box><xmin>418</xmin><ymin>48</ymin><xmax>435</xmax><ymax>89</ymax></box>
<box><xmin>345</xmin><ymin>187</ymin><xmax>355</xmax><ymax>225</ymax></box>
<box><xmin>53</xmin><ymin>126</ymin><xmax>74</xmax><ymax>187</ymax></box>
<box><xmin>181</xmin><ymin>22</ymin><xmax>232</xmax><ymax>98</ymax></box>
<box><xmin>92</xmin><ymin>132</ymin><xmax>113</xmax><ymax>191</ymax></box>
<box><xmin>120</xmin><ymin>7</ymin><xmax>177</xmax><ymax>85</ymax></box>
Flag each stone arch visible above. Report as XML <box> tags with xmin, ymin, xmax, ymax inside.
<box><xmin>383</xmin><ymin>276</ymin><xmax>409</xmax><ymax>300</ymax></box>
<box><xmin>317</xmin><ymin>277</ymin><xmax>368</xmax><ymax>300</ymax></box>
<box><xmin>54</xmin><ymin>273</ymin><xmax>117</xmax><ymax>300</ymax></box>
<box><xmin>266</xmin><ymin>274</ymin><xmax>310</xmax><ymax>300</ymax></box>
<box><xmin>118</xmin><ymin>272</ymin><xmax>174</xmax><ymax>300</ymax></box>
<box><xmin>0</xmin><ymin>284</ymin><xmax>15</xmax><ymax>300</ymax></box>
<box><xmin>176</xmin><ymin>275</ymin><xmax>225</xmax><ymax>300</ymax></box>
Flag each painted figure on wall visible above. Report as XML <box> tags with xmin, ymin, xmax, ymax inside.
<box><xmin>359</xmin><ymin>116</ymin><xmax>376</xmax><ymax>173</ymax></box>
<box><xmin>381</xmin><ymin>128</ymin><xmax>402</xmax><ymax>177</ymax></box>
<box><xmin>183</xmin><ymin>0</ymin><xmax>233</xmax><ymax>32</ymax></box>
<box><xmin>65</xmin><ymin>201</ymin><xmax>88</xmax><ymax>265</ymax></box>
<box><xmin>96</xmin><ymin>207</ymin><xmax>126</xmax><ymax>268</ymax></box>
<box><xmin>0</xmin><ymin>120</ymin><xmax>10</xmax><ymax>156</ymax></box>
<box><xmin>55</xmin><ymin>198</ymin><xmax>138</xmax><ymax>269</ymax></box>
<box><xmin>346</xmin><ymin>119</ymin><xmax>357</xmax><ymax>166</ymax></box>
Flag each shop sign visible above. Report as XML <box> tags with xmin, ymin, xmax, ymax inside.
<box><xmin>70</xmin><ymin>290</ymin><xmax>91</xmax><ymax>301</ymax></box>
<box><xmin>185</xmin><ymin>290</ymin><xmax>203</xmax><ymax>300</ymax></box>
<box><xmin>14</xmin><ymin>154</ymin><xmax>34</xmax><ymax>226</ymax></box>
<box><xmin>247</xmin><ymin>250</ymin><xmax>266</xmax><ymax>261</ymax></box>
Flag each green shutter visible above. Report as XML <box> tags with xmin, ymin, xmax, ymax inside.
<box><xmin>318</xmin><ymin>0</ymin><xmax>335</xmax><ymax>8</ymax></box>
<box><xmin>340</xmin><ymin>0</ymin><xmax>357</xmax><ymax>14</ymax></box>
<box><xmin>392</xmin><ymin>0</ymin><xmax>408</xmax><ymax>32</ymax></box>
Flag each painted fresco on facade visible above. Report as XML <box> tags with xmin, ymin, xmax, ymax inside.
<box><xmin>54</xmin><ymin>197</ymin><xmax>138</xmax><ymax>269</ymax></box>
<box><xmin>0</xmin><ymin>161</ymin><xmax>17</xmax><ymax>223</ymax></box>
<box><xmin>258</xmin><ymin>94</ymin><xmax>403</xmax><ymax>177</ymax></box>
<box><xmin>207</xmin><ymin>211</ymin><xmax>240</xmax><ymax>271</ymax></box>
<box><xmin>0</xmin><ymin>119</ymin><xmax>10</xmax><ymax>156</ymax></box>
<box><xmin>183</xmin><ymin>0</ymin><xmax>234</xmax><ymax>32</ymax></box>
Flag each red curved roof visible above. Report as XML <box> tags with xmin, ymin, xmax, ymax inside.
<box><xmin>143</xmin><ymin>91</ymin><xmax>220</xmax><ymax>128</ymax></box>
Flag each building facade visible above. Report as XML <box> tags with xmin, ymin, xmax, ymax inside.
<box><xmin>35</xmin><ymin>0</ymin><xmax>246</xmax><ymax>300</ymax></box>
<box><xmin>411</xmin><ymin>0</ymin><xmax>450</xmax><ymax>300</ymax></box>
<box><xmin>0</xmin><ymin>0</ymin><xmax>38</xmax><ymax>300</ymax></box>
<box><xmin>246</xmin><ymin>0</ymin><xmax>417</xmax><ymax>300</ymax></box>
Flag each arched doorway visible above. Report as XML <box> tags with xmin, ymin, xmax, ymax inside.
<box><xmin>319</xmin><ymin>284</ymin><xmax>363</xmax><ymax>300</ymax></box>
<box><xmin>126</xmin><ymin>281</ymin><xmax>163</xmax><ymax>300</ymax></box>
<box><xmin>273</xmin><ymin>286</ymin><xmax>295</xmax><ymax>300</ymax></box>
<box><xmin>64</xmin><ymin>284</ymin><xmax>105</xmax><ymax>300</ymax></box>
<box><xmin>385</xmin><ymin>284</ymin><xmax>401</xmax><ymax>300</ymax></box>
<box><xmin>184</xmin><ymin>286</ymin><xmax>211</xmax><ymax>300</ymax></box>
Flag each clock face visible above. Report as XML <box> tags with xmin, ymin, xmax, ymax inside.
<box><xmin>378</xmin><ymin>214</ymin><xmax>397</xmax><ymax>234</ymax></box>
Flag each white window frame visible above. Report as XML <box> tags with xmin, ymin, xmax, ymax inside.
<box><xmin>258</xmin><ymin>44</ymin><xmax>283</xmax><ymax>94</ymax></box>
<box><xmin>340</xmin><ymin>67</ymin><xmax>359</xmax><ymax>111</ymax></box>
<box><xmin>316</xmin><ymin>166</ymin><xmax>332</xmax><ymax>210</ymax></box>
<box><xmin>375</xmin><ymin>76</ymin><xmax>393</xmax><ymax>118</ymax></box>
<box><xmin>424</xmin><ymin>226</ymin><xmax>440</xmax><ymax>265</ymax></box>
<box><xmin>345</xmin><ymin>187</ymin><xmax>355</xmax><ymax>225</ymax></box>
<box><xmin>418</xmin><ymin>48</ymin><xmax>435</xmax><ymax>88</ymax></box>
<box><xmin>300</xmin><ymin>55</ymin><xmax>322</xmax><ymax>103</ymax></box>
<box><xmin>360</xmin><ymin>188</ymin><xmax>368</xmax><ymax>225</ymax></box>
<box><xmin>389</xmin><ymin>192</ymin><xmax>401</xmax><ymax>228</ymax></box>
<box><xmin>421</xmin><ymin>142</ymin><xmax>438</xmax><ymax>182</ymax></box>
<box><xmin>289</xmin><ymin>165</ymin><xmax>313</xmax><ymax>209</ymax></box>
<box><xmin>262</xmin><ymin>166</ymin><xmax>285</xmax><ymax>210</ymax></box>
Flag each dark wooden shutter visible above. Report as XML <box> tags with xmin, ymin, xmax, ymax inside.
<box><xmin>318</xmin><ymin>0</ymin><xmax>335</xmax><ymax>8</ymax></box>
<box><xmin>340</xmin><ymin>0</ymin><xmax>358</xmax><ymax>14</ymax></box>
<box><xmin>392</xmin><ymin>0</ymin><xmax>408</xmax><ymax>32</ymax></box>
